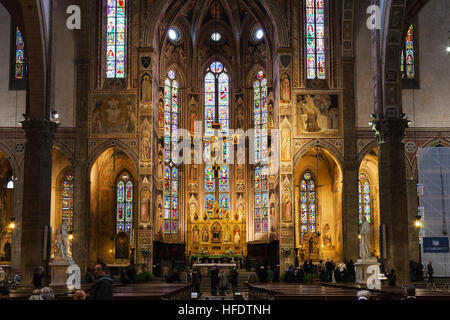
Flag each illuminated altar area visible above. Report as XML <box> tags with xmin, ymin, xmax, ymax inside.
<box><xmin>187</xmin><ymin>201</ymin><xmax>246</xmax><ymax>265</ymax></box>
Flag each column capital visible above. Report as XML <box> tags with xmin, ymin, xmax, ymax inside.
<box><xmin>370</xmin><ymin>115</ymin><xmax>409</xmax><ymax>144</ymax></box>
<box><xmin>21</xmin><ymin>119</ymin><xmax>59</xmax><ymax>144</ymax></box>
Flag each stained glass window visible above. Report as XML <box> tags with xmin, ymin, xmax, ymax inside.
<box><xmin>106</xmin><ymin>0</ymin><xmax>127</xmax><ymax>79</ymax></box>
<box><xmin>62</xmin><ymin>173</ymin><xmax>74</xmax><ymax>231</ymax></box>
<box><xmin>15</xmin><ymin>27</ymin><xmax>25</xmax><ymax>80</ymax></box>
<box><xmin>300</xmin><ymin>172</ymin><xmax>316</xmax><ymax>237</ymax></box>
<box><xmin>116</xmin><ymin>172</ymin><xmax>133</xmax><ymax>243</ymax></box>
<box><xmin>254</xmin><ymin>166</ymin><xmax>269</xmax><ymax>233</ymax></box>
<box><xmin>254</xmin><ymin>72</ymin><xmax>269</xmax><ymax>233</ymax></box>
<box><xmin>306</xmin><ymin>0</ymin><xmax>326</xmax><ymax>80</ymax></box>
<box><xmin>204</xmin><ymin>62</ymin><xmax>230</xmax><ymax>219</ymax></box>
<box><xmin>401</xmin><ymin>24</ymin><xmax>415</xmax><ymax>79</ymax></box>
<box><xmin>164</xmin><ymin>71</ymin><xmax>179</xmax><ymax>234</ymax></box>
<box><xmin>358</xmin><ymin>173</ymin><xmax>371</xmax><ymax>224</ymax></box>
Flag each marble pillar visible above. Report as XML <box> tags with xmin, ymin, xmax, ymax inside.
<box><xmin>342</xmin><ymin>57</ymin><xmax>360</xmax><ymax>262</ymax></box>
<box><xmin>372</xmin><ymin>116</ymin><xmax>409</xmax><ymax>283</ymax></box>
<box><xmin>72</xmin><ymin>60</ymin><xmax>90</xmax><ymax>274</ymax></box>
<box><xmin>20</xmin><ymin>119</ymin><xmax>58</xmax><ymax>285</ymax></box>
<box><xmin>406</xmin><ymin>177</ymin><xmax>420</xmax><ymax>262</ymax></box>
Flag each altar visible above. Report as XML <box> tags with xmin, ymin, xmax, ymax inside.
<box><xmin>192</xmin><ymin>262</ymin><xmax>237</xmax><ymax>276</ymax></box>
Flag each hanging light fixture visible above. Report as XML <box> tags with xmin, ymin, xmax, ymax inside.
<box><xmin>7</xmin><ymin>176</ymin><xmax>14</xmax><ymax>189</ymax></box>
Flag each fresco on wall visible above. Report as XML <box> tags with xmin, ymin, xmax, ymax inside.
<box><xmin>90</xmin><ymin>93</ymin><xmax>137</xmax><ymax>137</ymax></box>
<box><xmin>296</xmin><ymin>94</ymin><xmax>339</xmax><ymax>134</ymax></box>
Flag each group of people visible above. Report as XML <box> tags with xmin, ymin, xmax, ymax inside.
<box><xmin>25</xmin><ymin>262</ymin><xmax>114</xmax><ymax>300</ymax></box>
<box><xmin>247</xmin><ymin>265</ymin><xmax>280</xmax><ymax>284</ymax></box>
<box><xmin>282</xmin><ymin>259</ymin><xmax>357</xmax><ymax>284</ymax></box>
<box><xmin>409</xmin><ymin>260</ymin><xmax>434</xmax><ymax>283</ymax></box>
<box><xmin>357</xmin><ymin>284</ymin><xmax>418</xmax><ymax>301</ymax></box>
<box><xmin>209</xmin><ymin>266</ymin><xmax>239</xmax><ymax>296</ymax></box>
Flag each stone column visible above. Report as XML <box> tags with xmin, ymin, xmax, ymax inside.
<box><xmin>72</xmin><ymin>60</ymin><xmax>90</xmax><ymax>274</ymax></box>
<box><xmin>406</xmin><ymin>177</ymin><xmax>420</xmax><ymax>262</ymax></box>
<box><xmin>20</xmin><ymin>119</ymin><xmax>58</xmax><ymax>285</ymax></box>
<box><xmin>11</xmin><ymin>177</ymin><xmax>23</xmax><ymax>273</ymax></box>
<box><xmin>372</xmin><ymin>116</ymin><xmax>409</xmax><ymax>283</ymax></box>
<box><xmin>341</xmin><ymin>57</ymin><xmax>359</xmax><ymax>262</ymax></box>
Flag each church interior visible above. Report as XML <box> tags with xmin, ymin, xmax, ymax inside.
<box><xmin>0</xmin><ymin>0</ymin><xmax>450</xmax><ymax>299</ymax></box>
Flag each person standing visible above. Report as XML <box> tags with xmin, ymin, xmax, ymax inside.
<box><xmin>230</xmin><ymin>267</ymin><xmax>238</xmax><ymax>293</ymax></box>
<box><xmin>258</xmin><ymin>266</ymin><xmax>267</xmax><ymax>283</ymax></box>
<box><xmin>347</xmin><ymin>260</ymin><xmax>356</xmax><ymax>283</ymax></box>
<box><xmin>427</xmin><ymin>261</ymin><xmax>434</xmax><ymax>283</ymax></box>
<box><xmin>192</xmin><ymin>267</ymin><xmax>202</xmax><ymax>295</ymax></box>
<box><xmin>387</xmin><ymin>269</ymin><xmax>396</xmax><ymax>287</ymax></box>
<box><xmin>32</xmin><ymin>266</ymin><xmax>45</xmax><ymax>288</ymax></box>
<box><xmin>91</xmin><ymin>263</ymin><xmax>113</xmax><ymax>300</ymax></box>
<box><xmin>210</xmin><ymin>265</ymin><xmax>219</xmax><ymax>295</ymax></box>
<box><xmin>302</xmin><ymin>260</ymin><xmax>309</xmax><ymax>275</ymax></box>
<box><xmin>247</xmin><ymin>268</ymin><xmax>259</xmax><ymax>284</ymax></box>
<box><xmin>273</xmin><ymin>265</ymin><xmax>280</xmax><ymax>283</ymax></box>
<box><xmin>267</xmin><ymin>266</ymin><xmax>274</xmax><ymax>283</ymax></box>
<box><xmin>218</xmin><ymin>270</ymin><xmax>228</xmax><ymax>296</ymax></box>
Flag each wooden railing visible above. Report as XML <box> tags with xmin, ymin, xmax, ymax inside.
<box><xmin>161</xmin><ymin>284</ymin><xmax>192</xmax><ymax>300</ymax></box>
<box><xmin>245</xmin><ymin>282</ymin><xmax>279</xmax><ymax>300</ymax></box>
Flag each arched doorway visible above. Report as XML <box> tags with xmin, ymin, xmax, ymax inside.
<box><xmin>358</xmin><ymin>147</ymin><xmax>380</xmax><ymax>258</ymax></box>
<box><xmin>50</xmin><ymin>147</ymin><xmax>74</xmax><ymax>258</ymax></box>
<box><xmin>294</xmin><ymin>147</ymin><xmax>343</xmax><ymax>262</ymax></box>
<box><xmin>89</xmin><ymin>147</ymin><xmax>137</xmax><ymax>266</ymax></box>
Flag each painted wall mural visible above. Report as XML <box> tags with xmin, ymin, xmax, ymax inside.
<box><xmin>296</xmin><ymin>94</ymin><xmax>339</xmax><ymax>134</ymax></box>
<box><xmin>90</xmin><ymin>93</ymin><xmax>137</xmax><ymax>137</ymax></box>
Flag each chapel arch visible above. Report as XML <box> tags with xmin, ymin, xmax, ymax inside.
<box><xmin>50</xmin><ymin>147</ymin><xmax>74</xmax><ymax>257</ymax></box>
<box><xmin>88</xmin><ymin>147</ymin><xmax>138</xmax><ymax>266</ymax></box>
<box><xmin>293</xmin><ymin>146</ymin><xmax>343</xmax><ymax>262</ymax></box>
<box><xmin>358</xmin><ymin>147</ymin><xmax>380</xmax><ymax>258</ymax></box>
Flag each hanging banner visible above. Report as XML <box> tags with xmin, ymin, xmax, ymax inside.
<box><xmin>423</xmin><ymin>237</ymin><xmax>449</xmax><ymax>253</ymax></box>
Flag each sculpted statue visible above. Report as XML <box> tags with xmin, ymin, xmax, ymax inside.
<box><xmin>54</xmin><ymin>220</ymin><xmax>69</xmax><ymax>260</ymax></box>
<box><xmin>141</xmin><ymin>74</ymin><xmax>152</xmax><ymax>104</ymax></box>
<box><xmin>359</xmin><ymin>216</ymin><xmax>372</xmax><ymax>259</ymax></box>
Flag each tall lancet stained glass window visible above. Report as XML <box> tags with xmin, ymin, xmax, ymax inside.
<box><xmin>204</xmin><ymin>61</ymin><xmax>230</xmax><ymax>217</ymax></box>
<box><xmin>358</xmin><ymin>173</ymin><xmax>371</xmax><ymax>224</ymax></box>
<box><xmin>306</xmin><ymin>0</ymin><xmax>326</xmax><ymax>80</ymax></box>
<box><xmin>254</xmin><ymin>71</ymin><xmax>269</xmax><ymax>233</ymax></box>
<box><xmin>15</xmin><ymin>27</ymin><xmax>25</xmax><ymax>80</ymax></box>
<box><xmin>106</xmin><ymin>0</ymin><xmax>127</xmax><ymax>79</ymax></box>
<box><xmin>62</xmin><ymin>173</ymin><xmax>74</xmax><ymax>231</ymax></box>
<box><xmin>300</xmin><ymin>172</ymin><xmax>316</xmax><ymax>237</ymax></box>
<box><xmin>116</xmin><ymin>172</ymin><xmax>133</xmax><ymax>243</ymax></box>
<box><xmin>164</xmin><ymin>71</ymin><xmax>179</xmax><ymax>233</ymax></box>
<box><xmin>400</xmin><ymin>24</ymin><xmax>415</xmax><ymax>79</ymax></box>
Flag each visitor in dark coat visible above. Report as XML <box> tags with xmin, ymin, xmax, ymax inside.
<box><xmin>32</xmin><ymin>266</ymin><xmax>45</xmax><ymax>288</ymax></box>
<box><xmin>258</xmin><ymin>266</ymin><xmax>267</xmax><ymax>283</ymax></box>
<box><xmin>230</xmin><ymin>267</ymin><xmax>238</xmax><ymax>293</ymax></box>
<box><xmin>192</xmin><ymin>267</ymin><xmax>202</xmax><ymax>294</ymax></box>
<box><xmin>295</xmin><ymin>267</ymin><xmax>304</xmax><ymax>283</ymax></box>
<box><xmin>347</xmin><ymin>260</ymin><xmax>356</xmax><ymax>282</ymax></box>
<box><xmin>386</xmin><ymin>269</ymin><xmax>396</xmax><ymax>287</ymax></box>
<box><xmin>273</xmin><ymin>265</ymin><xmax>280</xmax><ymax>282</ymax></box>
<box><xmin>427</xmin><ymin>262</ymin><xmax>434</xmax><ymax>283</ymax></box>
<box><xmin>210</xmin><ymin>265</ymin><xmax>219</xmax><ymax>295</ymax></box>
<box><xmin>302</xmin><ymin>261</ymin><xmax>309</xmax><ymax>274</ymax></box>
<box><xmin>91</xmin><ymin>263</ymin><xmax>113</xmax><ymax>300</ymax></box>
